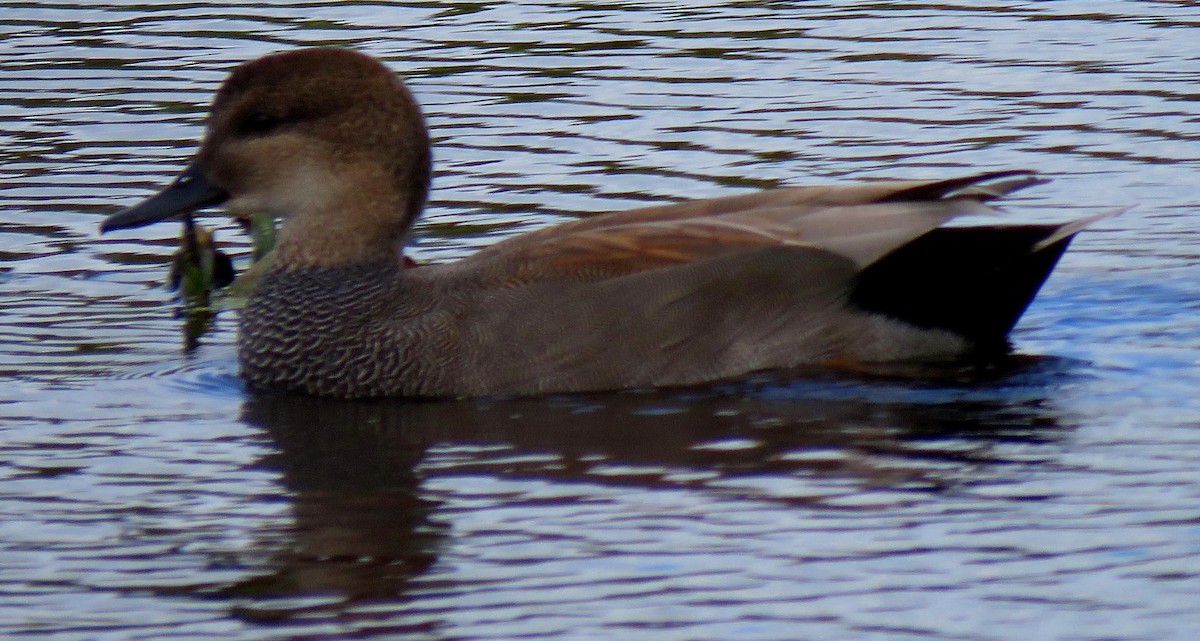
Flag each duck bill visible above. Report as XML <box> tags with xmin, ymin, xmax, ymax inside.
<box><xmin>100</xmin><ymin>161</ymin><xmax>228</xmax><ymax>233</ymax></box>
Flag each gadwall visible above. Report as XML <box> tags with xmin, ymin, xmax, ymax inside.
<box><xmin>101</xmin><ymin>48</ymin><xmax>1112</xmax><ymax>398</ymax></box>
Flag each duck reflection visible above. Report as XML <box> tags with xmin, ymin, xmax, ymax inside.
<box><xmin>226</xmin><ymin>396</ymin><xmax>440</xmax><ymax>617</ymax></box>
<box><xmin>228</xmin><ymin>357</ymin><xmax>1074</xmax><ymax>621</ymax></box>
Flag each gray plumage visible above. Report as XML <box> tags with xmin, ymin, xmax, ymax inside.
<box><xmin>99</xmin><ymin>48</ymin><xmax>1116</xmax><ymax>399</ymax></box>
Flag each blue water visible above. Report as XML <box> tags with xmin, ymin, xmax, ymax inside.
<box><xmin>2</xmin><ymin>1</ymin><xmax>1199</xmax><ymax>639</ymax></box>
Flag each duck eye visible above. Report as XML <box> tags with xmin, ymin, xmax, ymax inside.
<box><xmin>241</xmin><ymin>111</ymin><xmax>280</xmax><ymax>135</ymax></box>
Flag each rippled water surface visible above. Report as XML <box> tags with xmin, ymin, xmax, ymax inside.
<box><xmin>3</xmin><ymin>2</ymin><xmax>1200</xmax><ymax>639</ymax></box>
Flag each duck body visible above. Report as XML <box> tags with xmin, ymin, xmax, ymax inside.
<box><xmin>239</xmin><ymin>189</ymin><xmax>1079</xmax><ymax>399</ymax></box>
<box><xmin>101</xmin><ymin>48</ymin><xmax>1108</xmax><ymax>399</ymax></box>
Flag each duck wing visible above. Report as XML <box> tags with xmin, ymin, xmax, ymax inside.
<box><xmin>466</xmin><ymin>170</ymin><xmax>1042</xmax><ymax>286</ymax></box>
<box><xmin>511</xmin><ymin>169</ymin><xmax>1043</xmax><ymax>230</ymax></box>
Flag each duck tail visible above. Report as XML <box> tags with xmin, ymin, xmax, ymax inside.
<box><xmin>850</xmin><ymin>212</ymin><xmax>1118</xmax><ymax>357</ymax></box>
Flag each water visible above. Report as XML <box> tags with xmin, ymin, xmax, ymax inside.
<box><xmin>2</xmin><ymin>1</ymin><xmax>1199</xmax><ymax>639</ymax></box>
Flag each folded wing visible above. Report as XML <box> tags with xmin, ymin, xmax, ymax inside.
<box><xmin>466</xmin><ymin>170</ymin><xmax>1044</xmax><ymax>285</ymax></box>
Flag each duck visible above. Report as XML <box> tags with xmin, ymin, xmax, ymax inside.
<box><xmin>100</xmin><ymin>47</ymin><xmax>1114</xmax><ymax>399</ymax></box>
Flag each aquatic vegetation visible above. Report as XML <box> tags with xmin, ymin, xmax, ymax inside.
<box><xmin>168</xmin><ymin>212</ymin><xmax>276</xmax><ymax>348</ymax></box>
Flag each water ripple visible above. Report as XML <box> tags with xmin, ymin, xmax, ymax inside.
<box><xmin>3</xmin><ymin>1</ymin><xmax>1200</xmax><ymax>640</ymax></box>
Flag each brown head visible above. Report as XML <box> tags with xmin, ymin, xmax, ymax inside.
<box><xmin>101</xmin><ymin>48</ymin><xmax>431</xmax><ymax>268</ymax></box>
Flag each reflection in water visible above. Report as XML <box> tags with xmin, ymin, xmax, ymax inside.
<box><xmin>6</xmin><ymin>1</ymin><xmax>1200</xmax><ymax>638</ymax></box>
<box><xmin>233</xmin><ymin>360</ymin><xmax>1069</xmax><ymax>623</ymax></box>
<box><xmin>230</xmin><ymin>397</ymin><xmax>442</xmax><ymax>622</ymax></box>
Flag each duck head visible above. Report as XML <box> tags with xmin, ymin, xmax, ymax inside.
<box><xmin>101</xmin><ymin>48</ymin><xmax>432</xmax><ymax>268</ymax></box>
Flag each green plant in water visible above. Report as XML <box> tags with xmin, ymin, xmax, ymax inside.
<box><xmin>169</xmin><ymin>212</ymin><xmax>278</xmax><ymax>349</ymax></box>
<box><xmin>221</xmin><ymin>212</ymin><xmax>277</xmax><ymax>305</ymax></box>
<box><xmin>169</xmin><ymin>214</ymin><xmax>234</xmax><ymax>350</ymax></box>
<box><xmin>245</xmin><ymin>211</ymin><xmax>277</xmax><ymax>264</ymax></box>
<box><xmin>169</xmin><ymin>216</ymin><xmax>233</xmax><ymax>300</ymax></box>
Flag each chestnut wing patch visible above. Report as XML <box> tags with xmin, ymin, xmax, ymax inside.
<box><xmin>504</xmin><ymin>218</ymin><xmax>814</xmax><ymax>282</ymax></box>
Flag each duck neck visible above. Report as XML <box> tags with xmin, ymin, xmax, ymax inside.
<box><xmin>267</xmin><ymin>160</ymin><xmax>424</xmax><ymax>270</ymax></box>
<box><xmin>272</xmin><ymin>202</ymin><xmax>408</xmax><ymax>270</ymax></box>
